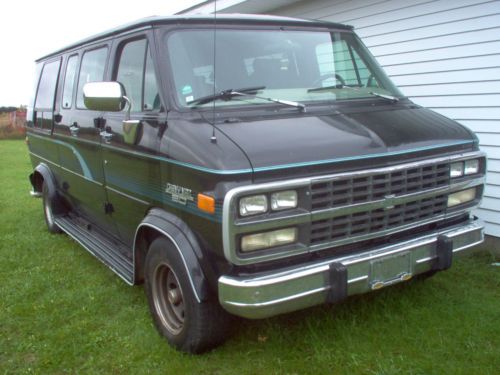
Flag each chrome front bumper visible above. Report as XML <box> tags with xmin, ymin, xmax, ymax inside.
<box><xmin>218</xmin><ymin>218</ymin><xmax>484</xmax><ymax>319</ymax></box>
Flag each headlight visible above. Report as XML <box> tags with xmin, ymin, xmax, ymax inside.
<box><xmin>450</xmin><ymin>159</ymin><xmax>480</xmax><ymax>178</ymax></box>
<box><xmin>447</xmin><ymin>188</ymin><xmax>476</xmax><ymax>207</ymax></box>
<box><xmin>239</xmin><ymin>194</ymin><xmax>268</xmax><ymax>216</ymax></box>
<box><xmin>450</xmin><ymin>162</ymin><xmax>464</xmax><ymax>178</ymax></box>
<box><xmin>271</xmin><ymin>190</ymin><xmax>298</xmax><ymax>211</ymax></box>
<box><xmin>241</xmin><ymin>227</ymin><xmax>298</xmax><ymax>252</ymax></box>
<box><xmin>464</xmin><ymin>159</ymin><xmax>479</xmax><ymax>175</ymax></box>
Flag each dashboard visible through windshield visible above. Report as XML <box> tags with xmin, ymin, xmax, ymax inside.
<box><xmin>166</xmin><ymin>28</ymin><xmax>403</xmax><ymax>108</ymax></box>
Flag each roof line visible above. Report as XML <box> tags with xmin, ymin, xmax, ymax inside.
<box><xmin>35</xmin><ymin>14</ymin><xmax>352</xmax><ymax>62</ymax></box>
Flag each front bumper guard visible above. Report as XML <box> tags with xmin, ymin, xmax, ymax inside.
<box><xmin>218</xmin><ymin>218</ymin><xmax>484</xmax><ymax>319</ymax></box>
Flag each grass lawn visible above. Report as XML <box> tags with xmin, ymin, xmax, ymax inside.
<box><xmin>1</xmin><ymin>139</ymin><xmax>499</xmax><ymax>374</ymax></box>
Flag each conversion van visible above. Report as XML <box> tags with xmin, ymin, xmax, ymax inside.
<box><xmin>26</xmin><ymin>15</ymin><xmax>486</xmax><ymax>353</ymax></box>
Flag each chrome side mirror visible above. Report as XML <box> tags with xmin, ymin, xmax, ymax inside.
<box><xmin>83</xmin><ymin>82</ymin><xmax>126</xmax><ymax>112</ymax></box>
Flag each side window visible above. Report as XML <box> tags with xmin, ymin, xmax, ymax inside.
<box><xmin>35</xmin><ymin>60</ymin><xmax>61</xmax><ymax>110</ymax></box>
<box><xmin>76</xmin><ymin>47</ymin><xmax>108</xmax><ymax>109</ymax></box>
<box><xmin>34</xmin><ymin>59</ymin><xmax>61</xmax><ymax>130</ymax></box>
<box><xmin>144</xmin><ymin>46</ymin><xmax>160</xmax><ymax>111</ymax></box>
<box><xmin>116</xmin><ymin>39</ymin><xmax>146</xmax><ymax>112</ymax></box>
<box><xmin>62</xmin><ymin>55</ymin><xmax>78</xmax><ymax>109</ymax></box>
<box><xmin>115</xmin><ymin>39</ymin><xmax>160</xmax><ymax>112</ymax></box>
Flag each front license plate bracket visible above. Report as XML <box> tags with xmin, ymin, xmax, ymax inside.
<box><xmin>370</xmin><ymin>252</ymin><xmax>412</xmax><ymax>290</ymax></box>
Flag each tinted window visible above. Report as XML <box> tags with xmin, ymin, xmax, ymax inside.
<box><xmin>116</xmin><ymin>39</ymin><xmax>146</xmax><ymax>112</ymax></box>
<box><xmin>76</xmin><ymin>47</ymin><xmax>108</xmax><ymax>109</ymax></box>
<box><xmin>62</xmin><ymin>55</ymin><xmax>78</xmax><ymax>109</ymax></box>
<box><xmin>35</xmin><ymin>60</ymin><xmax>61</xmax><ymax>109</ymax></box>
<box><xmin>144</xmin><ymin>46</ymin><xmax>160</xmax><ymax>111</ymax></box>
<box><xmin>115</xmin><ymin>39</ymin><xmax>160</xmax><ymax>112</ymax></box>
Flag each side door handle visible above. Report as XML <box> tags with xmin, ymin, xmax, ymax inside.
<box><xmin>100</xmin><ymin>126</ymin><xmax>113</xmax><ymax>144</ymax></box>
<box><xmin>69</xmin><ymin>122</ymin><xmax>79</xmax><ymax>136</ymax></box>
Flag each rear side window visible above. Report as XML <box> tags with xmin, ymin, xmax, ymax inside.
<box><xmin>62</xmin><ymin>55</ymin><xmax>78</xmax><ymax>109</ymax></box>
<box><xmin>76</xmin><ymin>47</ymin><xmax>108</xmax><ymax>109</ymax></box>
<box><xmin>35</xmin><ymin>60</ymin><xmax>61</xmax><ymax>110</ymax></box>
<box><xmin>115</xmin><ymin>39</ymin><xmax>160</xmax><ymax>112</ymax></box>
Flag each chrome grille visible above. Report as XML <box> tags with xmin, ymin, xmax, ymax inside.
<box><xmin>310</xmin><ymin>195</ymin><xmax>447</xmax><ymax>244</ymax></box>
<box><xmin>311</xmin><ymin>163</ymin><xmax>450</xmax><ymax>210</ymax></box>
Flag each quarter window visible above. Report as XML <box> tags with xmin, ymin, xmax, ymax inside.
<box><xmin>35</xmin><ymin>60</ymin><xmax>61</xmax><ymax>110</ymax></box>
<box><xmin>62</xmin><ymin>55</ymin><xmax>78</xmax><ymax>109</ymax></box>
<box><xmin>76</xmin><ymin>47</ymin><xmax>108</xmax><ymax>109</ymax></box>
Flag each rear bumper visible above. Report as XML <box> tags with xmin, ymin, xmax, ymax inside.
<box><xmin>218</xmin><ymin>217</ymin><xmax>484</xmax><ymax>319</ymax></box>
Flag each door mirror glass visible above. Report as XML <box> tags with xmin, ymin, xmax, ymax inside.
<box><xmin>83</xmin><ymin>81</ymin><xmax>125</xmax><ymax>112</ymax></box>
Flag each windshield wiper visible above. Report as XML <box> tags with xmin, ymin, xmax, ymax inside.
<box><xmin>188</xmin><ymin>86</ymin><xmax>306</xmax><ymax>112</ymax></box>
<box><xmin>187</xmin><ymin>86</ymin><xmax>266</xmax><ymax>106</ymax></box>
<box><xmin>308</xmin><ymin>84</ymin><xmax>399</xmax><ymax>103</ymax></box>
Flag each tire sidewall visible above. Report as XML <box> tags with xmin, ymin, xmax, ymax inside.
<box><xmin>144</xmin><ymin>237</ymin><xmax>198</xmax><ymax>351</ymax></box>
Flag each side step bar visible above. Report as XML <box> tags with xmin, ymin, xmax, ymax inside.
<box><xmin>55</xmin><ymin>216</ymin><xmax>134</xmax><ymax>285</ymax></box>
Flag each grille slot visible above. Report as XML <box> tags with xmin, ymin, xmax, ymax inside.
<box><xmin>310</xmin><ymin>195</ymin><xmax>447</xmax><ymax>245</ymax></box>
<box><xmin>311</xmin><ymin>163</ymin><xmax>449</xmax><ymax>210</ymax></box>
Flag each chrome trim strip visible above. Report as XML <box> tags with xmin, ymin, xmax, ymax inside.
<box><xmin>223</xmin><ymin>286</ymin><xmax>330</xmax><ymax>308</ymax></box>
<box><xmin>106</xmin><ymin>185</ymin><xmax>150</xmax><ymax>206</ymax></box>
<box><xmin>132</xmin><ymin>223</ymin><xmax>201</xmax><ymax>303</ymax></box>
<box><xmin>30</xmin><ymin>151</ymin><xmax>103</xmax><ymax>186</ymax></box>
<box><xmin>223</xmin><ymin>151</ymin><xmax>486</xmax><ymax>265</ymax></box>
<box><xmin>29</xmin><ymin>151</ymin><xmax>58</xmax><ymax>167</ymax></box>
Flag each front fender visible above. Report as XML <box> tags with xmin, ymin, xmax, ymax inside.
<box><xmin>133</xmin><ymin>208</ymin><xmax>210</xmax><ymax>302</ymax></box>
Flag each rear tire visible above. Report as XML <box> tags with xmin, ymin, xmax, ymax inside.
<box><xmin>144</xmin><ymin>237</ymin><xmax>230</xmax><ymax>353</ymax></box>
<box><xmin>42</xmin><ymin>181</ymin><xmax>62</xmax><ymax>234</ymax></box>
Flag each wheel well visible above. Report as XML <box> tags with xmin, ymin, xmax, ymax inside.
<box><xmin>31</xmin><ymin>171</ymin><xmax>44</xmax><ymax>192</ymax></box>
<box><xmin>134</xmin><ymin>226</ymin><xmax>162</xmax><ymax>284</ymax></box>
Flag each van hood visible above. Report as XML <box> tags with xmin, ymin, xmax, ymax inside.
<box><xmin>213</xmin><ymin>104</ymin><xmax>476</xmax><ymax>174</ymax></box>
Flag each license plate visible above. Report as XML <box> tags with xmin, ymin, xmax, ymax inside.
<box><xmin>370</xmin><ymin>252</ymin><xmax>412</xmax><ymax>290</ymax></box>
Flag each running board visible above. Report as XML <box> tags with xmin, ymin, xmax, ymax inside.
<box><xmin>55</xmin><ymin>215</ymin><xmax>134</xmax><ymax>285</ymax></box>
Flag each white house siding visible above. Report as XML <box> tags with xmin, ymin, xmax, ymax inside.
<box><xmin>245</xmin><ymin>0</ymin><xmax>500</xmax><ymax>237</ymax></box>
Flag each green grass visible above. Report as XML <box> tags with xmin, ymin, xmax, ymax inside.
<box><xmin>1</xmin><ymin>139</ymin><xmax>499</xmax><ymax>374</ymax></box>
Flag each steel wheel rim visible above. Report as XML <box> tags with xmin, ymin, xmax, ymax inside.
<box><xmin>152</xmin><ymin>262</ymin><xmax>185</xmax><ymax>335</ymax></box>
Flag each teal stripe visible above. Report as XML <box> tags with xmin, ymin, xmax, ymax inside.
<box><xmin>28</xmin><ymin>132</ymin><xmax>473</xmax><ymax>174</ymax></box>
<box><xmin>29</xmin><ymin>132</ymin><xmax>94</xmax><ymax>179</ymax></box>
<box><xmin>252</xmin><ymin>141</ymin><xmax>474</xmax><ymax>172</ymax></box>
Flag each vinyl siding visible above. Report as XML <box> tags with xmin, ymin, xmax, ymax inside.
<box><xmin>261</xmin><ymin>0</ymin><xmax>500</xmax><ymax>237</ymax></box>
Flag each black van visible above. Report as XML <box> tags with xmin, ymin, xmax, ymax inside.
<box><xmin>26</xmin><ymin>14</ymin><xmax>486</xmax><ymax>353</ymax></box>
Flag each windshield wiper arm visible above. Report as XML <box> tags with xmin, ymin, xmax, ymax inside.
<box><xmin>188</xmin><ymin>86</ymin><xmax>306</xmax><ymax>112</ymax></box>
<box><xmin>187</xmin><ymin>86</ymin><xmax>266</xmax><ymax>106</ymax></box>
<box><xmin>308</xmin><ymin>84</ymin><xmax>399</xmax><ymax>103</ymax></box>
<box><xmin>368</xmin><ymin>91</ymin><xmax>399</xmax><ymax>102</ymax></box>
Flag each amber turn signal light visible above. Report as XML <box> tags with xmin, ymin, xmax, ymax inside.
<box><xmin>197</xmin><ymin>193</ymin><xmax>215</xmax><ymax>214</ymax></box>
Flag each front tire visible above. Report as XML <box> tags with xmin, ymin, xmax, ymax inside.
<box><xmin>42</xmin><ymin>181</ymin><xmax>62</xmax><ymax>234</ymax></box>
<box><xmin>144</xmin><ymin>237</ymin><xmax>230</xmax><ymax>353</ymax></box>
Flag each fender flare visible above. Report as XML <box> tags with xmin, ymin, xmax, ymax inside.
<box><xmin>30</xmin><ymin>163</ymin><xmax>58</xmax><ymax>201</ymax></box>
<box><xmin>133</xmin><ymin>208</ymin><xmax>210</xmax><ymax>302</ymax></box>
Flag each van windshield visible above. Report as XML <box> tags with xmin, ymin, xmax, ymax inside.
<box><xmin>166</xmin><ymin>29</ymin><xmax>403</xmax><ymax>108</ymax></box>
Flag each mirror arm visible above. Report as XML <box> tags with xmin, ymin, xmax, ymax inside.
<box><xmin>123</xmin><ymin>95</ymin><xmax>132</xmax><ymax>121</ymax></box>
